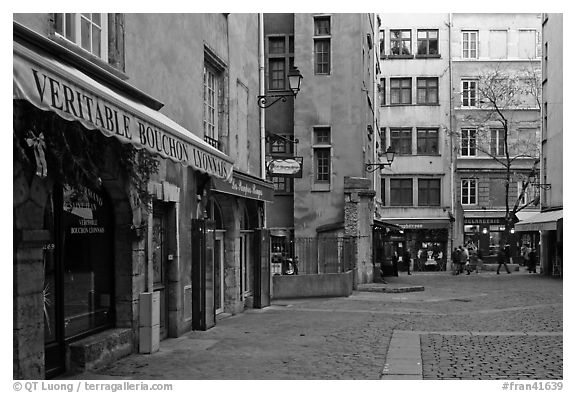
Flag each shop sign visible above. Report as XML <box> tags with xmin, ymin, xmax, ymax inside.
<box><xmin>399</xmin><ymin>223</ymin><xmax>424</xmax><ymax>229</ymax></box>
<box><xmin>464</xmin><ymin>217</ymin><xmax>504</xmax><ymax>225</ymax></box>
<box><xmin>13</xmin><ymin>46</ymin><xmax>233</xmax><ymax>181</ymax></box>
<box><xmin>212</xmin><ymin>173</ymin><xmax>274</xmax><ymax>202</ymax></box>
<box><xmin>63</xmin><ymin>186</ymin><xmax>108</xmax><ymax>235</ymax></box>
<box><xmin>267</xmin><ymin>157</ymin><xmax>303</xmax><ymax>178</ymax></box>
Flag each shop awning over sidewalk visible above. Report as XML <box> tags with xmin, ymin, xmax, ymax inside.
<box><xmin>13</xmin><ymin>40</ymin><xmax>234</xmax><ymax>181</ymax></box>
<box><xmin>514</xmin><ymin>209</ymin><xmax>563</xmax><ymax>232</ymax></box>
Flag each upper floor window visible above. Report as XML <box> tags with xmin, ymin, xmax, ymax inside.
<box><xmin>418</xmin><ymin>179</ymin><xmax>441</xmax><ymax>206</ymax></box>
<box><xmin>267</xmin><ymin>36</ymin><xmax>294</xmax><ymax>91</ymax></box>
<box><xmin>518</xmin><ymin>181</ymin><xmax>538</xmax><ymax>206</ymax></box>
<box><xmin>379</xmin><ymin>30</ymin><xmax>385</xmax><ymax>58</ymax></box>
<box><xmin>54</xmin><ymin>13</ymin><xmax>108</xmax><ymax>61</ymax></box>
<box><xmin>518</xmin><ymin>29</ymin><xmax>537</xmax><ymax>59</ymax></box>
<box><xmin>461</xmin><ymin>79</ymin><xmax>478</xmax><ymax>107</ymax></box>
<box><xmin>417</xmin><ymin>128</ymin><xmax>439</xmax><ymax>155</ymax></box>
<box><xmin>417</xmin><ymin>29</ymin><xmax>438</xmax><ymax>56</ymax></box>
<box><xmin>490</xmin><ymin>128</ymin><xmax>505</xmax><ymax>156</ymax></box>
<box><xmin>314</xmin><ymin>16</ymin><xmax>331</xmax><ymax>75</ymax></box>
<box><xmin>390</xmin><ymin>29</ymin><xmax>411</xmax><ymax>56</ymax></box>
<box><xmin>203</xmin><ymin>62</ymin><xmax>221</xmax><ymax>146</ymax></box>
<box><xmin>462</xmin><ymin>30</ymin><xmax>478</xmax><ymax>59</ymax></box>
<box><xmin>390</xmin><ymin>77</ymin><xmax>412</xmax><ymax>105</ymax></box>
<box><xmin>489</xmin><ymin>30</ymin><xmax>508</xmax><ymax>59</ymax></box>
<box><xmin>313</xmin><ymin>127</ymin><xmax>331</xmax><ymax>183</ymax></box>
<box><xmin>416</xmin><ymin>77</ymin><xmax>438</xmax><ymax>104</ymax></box>
<box><xmin>461</xmin><ymin>128</ymin><xmax>477</xmax><ymax>157</ymax></box>
<box><xmin>379</xmin><ymin>78</ymin><xmax>386</xmax><ymax>106</ymax></box>
<box><xmin>461</xmin><ymin>178</ymin><xmax>477</xmax><ymax>205</ymax></box>
<box><xmin>390</xmin><ymin>128</ymin><xmax>412</xmax><ymax>155</ymax></box>
<box><xmin>390</xmin><ymin>178</ymin><xmax>413</xmax><ymax>206</ymax></box>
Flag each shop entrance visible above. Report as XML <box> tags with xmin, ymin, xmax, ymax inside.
<box><xmin>152</xmin><ymin>205</ymin><xmax>169</xmax><ymax>340</ymax></box>
<box><xmin>214</xmin><ymin>230</ymin><xmax>225</xmax><ymax>314</ymax></box>
<box><xmin>44</xmin><ymin>185</ymin><xmax>115</xmax><ymax>378</ymax></box>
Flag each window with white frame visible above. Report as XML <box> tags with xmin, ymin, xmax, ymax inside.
<box><xmin>490</xmin><ymin>128</ymin><xmax>505</xmax><ymax>156</ymax></box>
<box><xmin>489</xmin><ymin>30</ymin><xmax>508</xmax><ymax>59</ymax></box>
<box><xmin>462</xmin><ymin>30</ymin><xmax>478</xmax><ymax>59</ymax></box>
<box><xmin>461</xmin><ymin>178</ymin><xmax>477</xmax><ymax>205</ymax></box>
<box><xmin>313</xmin><ymin>127</ymin><xmax>331</xmax><ymax>183</ymax></box>
<box><xmin>203</xmin><ymin>62</ymin><xmax>221</xmax><ymax>146</ymax></box>
<box><xmin>314</xmin><ymin>16</ymin><xmax>331</xmax><ymax>75</ymax></box>
<box><xmin>461</xmin><ymin>79</ymin><xmax>478</xmax><ymax>107</ymax></box>
<box><xmin>518</xmin><ymin>180</ymin><xmax>538</xmax><ymax>206</ymax></box>
<box><xmin>54</xmin><ymin>13</ymin><xmax>108</xmax><ymax>61</ymax></box>
<box><xmin>461</xmin><ymin>128</ymin><xmax>477</xmax><ymax>156</ymax></box>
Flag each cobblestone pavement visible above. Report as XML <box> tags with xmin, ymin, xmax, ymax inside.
<box><xmin>77</xmin><ymin>270</ymin><xmax>562</xmax><ymax>380</ymax></box>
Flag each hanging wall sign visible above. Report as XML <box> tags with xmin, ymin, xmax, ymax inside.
<box><xmin>266</xmin><ymin>157</ymin><xmax>303</xmax><ymax>178</ymax></box>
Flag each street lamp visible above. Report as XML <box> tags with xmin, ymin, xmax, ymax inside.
<box><xmin>365</xmin><ymin>146</ymin><xmax>396</xmax><ymax>172</ymax></box>
<box><xmin>258</xmin><ymin>66</ymin><xmax>303</xmax><ymax>109</ymax></box>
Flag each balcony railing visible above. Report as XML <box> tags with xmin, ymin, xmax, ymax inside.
<box><xmin>203</xmin><ymin>135</ymin><xmax>220</xmax><ymax>150</ymax></box>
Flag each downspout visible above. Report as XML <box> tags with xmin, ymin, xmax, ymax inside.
<box><xmin>448</xmin><ymin>13</ymin><xmax>455</xmax><ymax>267</ymax></box>
<box><xmin>258</xmin><ymin>13</ymin><xmax>267</xmax><ymax>229</ymax></box>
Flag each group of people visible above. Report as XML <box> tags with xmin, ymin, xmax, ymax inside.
<box><xmin>521</xmin><ymin>243</ymin><xmax>538</xmax><ymax>273</ymax></box>
<box><xmin>452</xmin><ymin>245</ymin><xmax>476</xmax><ymax>275</ymax></box>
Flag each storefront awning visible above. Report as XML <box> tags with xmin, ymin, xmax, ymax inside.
<box><xmin>373</xmin><ymin>219</ymin><xmax>402</xmax><ymax>230</ymax></box>
<box><xmin>211</xmin><ymin>170</ymin><xmax>274</xmax><ymax>202</ymax></box>
<box><xmin>13</xmin><ymin>41</ymin><xmax>234</xmax><ymax>181</ymax></box>
<box><xmin>379</xmin><ymin>218</ymin><xmax>450</xmax><ymax>229</ymax></box>
<box><xmin>514</xmin><ymin>209</ymin><xmax>563</xmax><ymax>232</ymax></box>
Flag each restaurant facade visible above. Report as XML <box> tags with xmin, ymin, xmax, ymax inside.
<box><xmin>13</xmin><ymin>14</ymin><xmax>273</xmax><ymax>379</ymax></box>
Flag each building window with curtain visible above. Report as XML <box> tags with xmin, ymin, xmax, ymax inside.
<box><xmin>390</xmin><ymin>128</ymin><xmax>412</xmax><ymax>155</ymax></box>
<box><xmin>461</xmin><ymin>178</ymin><xmax>477</xmax><ymax>205</ymax></box>
<box><xmin>461</xmin><ymin>128</ymin><xmax>477</xmax><ymax>156</ymax></box>
<box><xmin>54</xmin><ymin>13</ymin><xmax>108</xmax><ymax>61</ymax></box>
<box><xmin>417</xmin><ymin>128</ymin><xmax>439</xmax><ymax>155</ymax></box>
<box><xmin>417</xmin><ymin>77</ymin><xmax>438</xmax><ymax>104</ymax></box>
<box><xmin>390</xmin><ymin>178</ymin><xmax>413</xmax><ymax>206</ymax></box>
<box><xmin>418</xmin><ymin>178</ymin><xmax>441</xmax><ymax>206</ymax></box>
<box><xmin>390</xmin><ymin>29</ymin><xmax>411</xmax><ymax>56</ymax></box>
<box><xmin>417</xmin><ymin>29</ymin><xmax>439</xmax><ymax>56</ymax></box>
<box><xmin>314</xmin><ymin>16</ymin><xmax>331</xmax><ymax>75</ymax></box>
<box><xmin>390</xmin><ymin>77</ymin><xmax>412</xmax><ymax>105</ymax></box>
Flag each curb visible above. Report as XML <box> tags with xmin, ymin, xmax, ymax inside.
<box><xmin>358</xmin><ymin>285</ymin><xmax>425</xmax><ymax>293</ymax></box>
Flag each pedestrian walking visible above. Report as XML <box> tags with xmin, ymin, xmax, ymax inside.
<box><xmin>452</xmin><ymin>247</ymin><xmax>461</xmax><ymax>275</ymax></box>
<box><xmin>528</xmin><ymin>248</ymin><xmax>538</xmax><ymax>273</ymax></box>
<box><xmin>497</xmin><ymin>245</ymin><xmax>511</xmax><ymax>274</ymax></box>
<box><xmin>476</xmin><ymin>248</ymin><xmax>484</xmax><ymax>273</ymax></box>
<box><xmin>403</xmin><ymin>248</ymin><xmax>412</xmax><ymax>275</ymax></box>
<box><xmin>460</xmin><ymin>245</ymin><xmax>471</xmax><ymax>275</ymax></box>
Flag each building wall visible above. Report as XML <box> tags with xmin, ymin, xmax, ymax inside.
<box><xmin>541</xmin><ymin>13</ymin><xmax>562</xmax><ymax>210</ymax></box>
<box><xmin>293</xmin><ymin>13</ymin><xmax>377</xmax><ymax>238</ymax></box>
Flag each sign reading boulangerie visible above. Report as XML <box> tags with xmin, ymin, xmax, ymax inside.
<box><xmin>13</xmin><ymin>45</ymin><xmax>233</xmax><ymax>181</ymax></box>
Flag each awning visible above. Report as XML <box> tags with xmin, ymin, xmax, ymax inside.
<box><xmin>373</xmin><ymin>218</ymin><xmax>402</xmax><ymax>230</ymax></box>
<box><xmin>13</xmin><ymin>42</ymin><xmax>233</xmax><ymax>181</ymax></box>
<box><xmin>379</xmin><ymin>218</ymin><xmax>450</xmax><ymax>229</ymax></box>
<box><xmin>211</xmin><ymin>170</ymin><xmax>274</xmax><ymax>202</ymax></box>
<box><xmin>515</xmin><ymin>209</ymin><xmax>563</xmax><ymax>232</ymax></box>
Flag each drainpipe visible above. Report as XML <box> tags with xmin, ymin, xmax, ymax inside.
<box><xmin>448</xmin><ymin>13</ymin><xmax>455</xmax><ymax>268</ymax></box>
<box><xmin>258</xmin><ymin>13</ymin><xmax>267</xmax><ymax>229</ymax></box>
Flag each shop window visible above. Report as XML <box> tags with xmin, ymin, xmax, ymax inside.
<box><xmin>417</xmin><ymin>29</ymin><xmax>439</xmax><ymax>56</ymax></box>
<box><xmin>314</xmin><ymin>16</ymin><xmax>331</xmax><ymax>75</ymax></box>
<box><xmin>418</xmin><ymin>178</ymin><xmax>440</xmax><ymax>206</ymax></box>
<box><xmin>390</xmin><ymin>178</ymin><xmax>413</xmax><ymax>206</ymax></box>
<box><xmin>417</xmin><ymin>128</ymin><xmax>439</xmax><ymax>155</ymax></box>
<box><xmin>54</xmin><ymin>13</ymin><xmax>108</xmax><ymax>61</ymax></box>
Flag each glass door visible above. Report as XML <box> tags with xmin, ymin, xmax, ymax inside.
<box><xmin>152</xmin><ymin>210</ymin><xmax>168</xmax><ymax>340</ymax></box>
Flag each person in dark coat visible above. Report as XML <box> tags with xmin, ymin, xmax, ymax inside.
<box><xmin>452</xmin><ymin>247</ymin><xmax>461</xmax><ymax>275</ymax></box>
<box><xmin>497</xmin><ymin>245</ymin><xmax>511</xmax><ymax>274</ymax></box>
<box><xmin>392</xmin><ymin>251</ymin><xmax>399</xmax><ymax>277</ymax></box>
<box><xmin>403</xmin><ymin>248</ymin><xmax>412</xmax><ymax>275</ymax></box>
<box><xmin>528</xmin><ymin>248</ymin><xmax>537</xmax><ymax>273</ymax></box>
